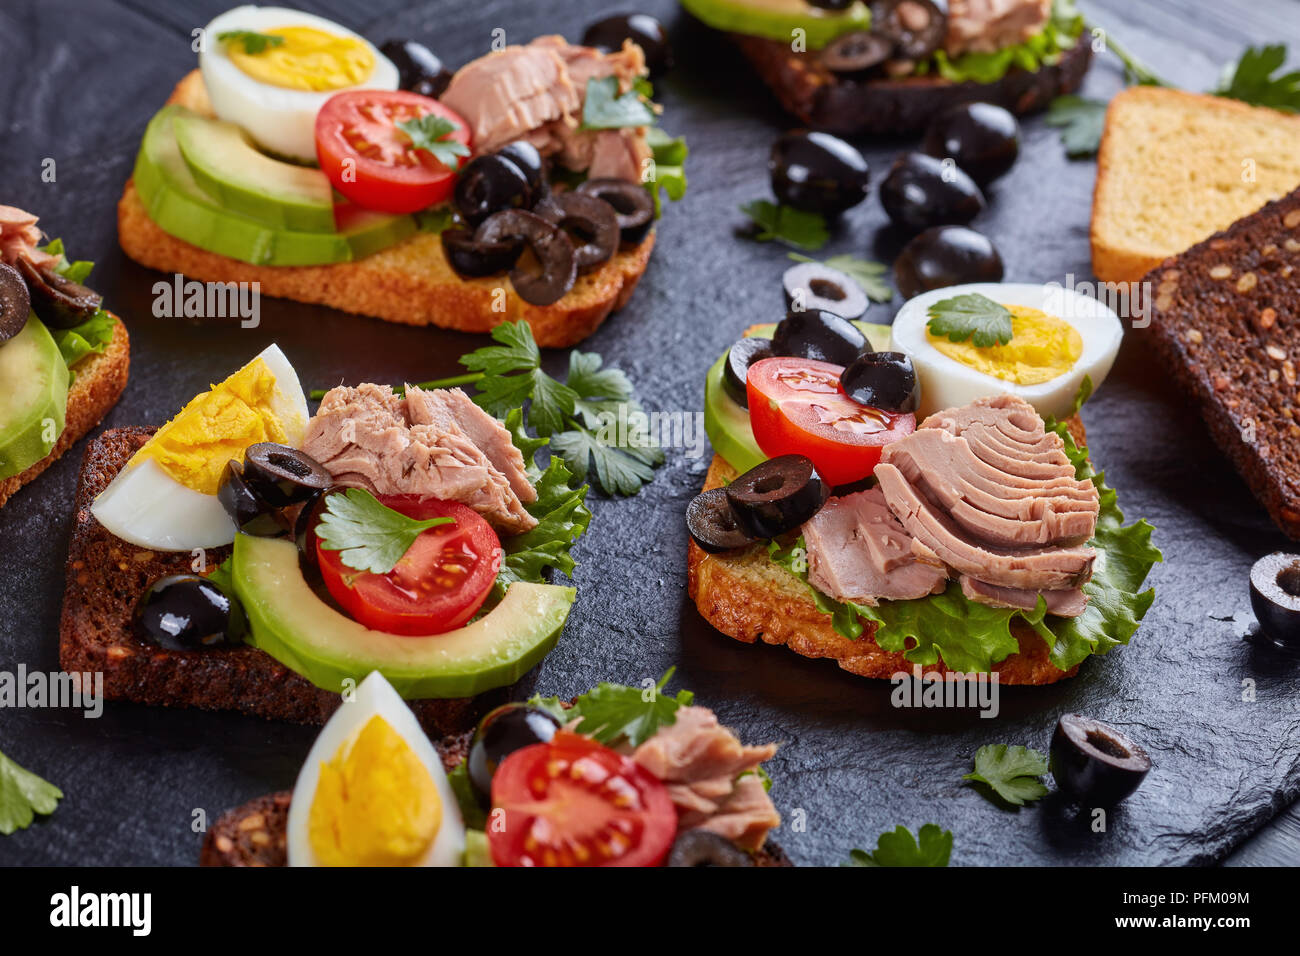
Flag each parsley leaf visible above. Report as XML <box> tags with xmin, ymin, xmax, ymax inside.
<box><xmin>217</xmin><ymin>30</ymin><xmax>285</xmax><ymax>55</ymax></box>
<box><xmin>1215</xmin><ymin>44</ymin><xmax>1300</xmax><ymax>113</ymax></box>
<box><xmin>397</xmin><ymin>115</ymin><xmax>471</xmax><ymax>170</ymax></box>
<box><xmin>531</xmin><ymin>668</ymin><xmax>695</xmax><ymax>747</ymax></box>
<box><xmin>963</xmin><ymin>744</ymin><xmax>1051</xmax><ymax>806</ymax></box>
<box><xmin>0</xmin><ymin>749</ymin><xmax>62</xmax><ymax>835</ymax></box>
<box><xmin>550</xmin><ymin>428</ymin><xmax>661</xmax><ymax>497</ymax></box>
<box><xmin>1046</xmin><ymin>95</ymin><xmax>1108</xmax><ymax>158</ymax></box>
<box><xmin>926</xmin><ymin>293</ymin><xmax>1014</xmax><ymax>347</ymax></box>
<box><xmin>460</xmin><ymin>321</ymin><xmax>578</xmax><ymax>436</ymax></box>
<box><xmin>581</xmin><ymin>75</ymin><xmax>656</xmax><ymax>129</ymax></box>
<box><xmin>315</xmin><ymin>488</ymin><xmax>454</xmax><ymax>575</ymax></box>
<box><xmin>787</xmin><ymin>252</ymin><xmax>892</xmax><ymax>303</ymax></box>
<box><xmin>739</xmin><ymin>200</ymin><xmax>829</xmax><ymax>251</ymax></box>
<box><xmin>845</xmin><ymin>824</ymin><xmax>952</xmax><ymax>867</ymax></box>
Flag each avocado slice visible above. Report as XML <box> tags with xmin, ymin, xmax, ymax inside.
<box><xmin>704</xmin><ymin>320</ymin><xmax>893</xmax><ymax>474</ymax></box>
<box><xmin>134</xmin><ymin>106</ymin><xmax>417</xmax><ymax>266</ymax></box>
<box><xmin>172</xmin><ymin>113</ymin><xmax>337</xmax><ymax>233</ymax></box>
<box><xmin>0</xmin><ymin>316</ymin><xmax>67</xmax><ymax>480</ymax></box>
<box><xmin>680</xmin><ymin>0</ymin><xmax>871</xmax><ymax>49</ymax></box>
<box><xmin>232</xmin><ymin>535</ymin><xmax>576</xmax><ymax>699</ymax></box>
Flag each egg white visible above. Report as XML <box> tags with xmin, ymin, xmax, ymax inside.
<box><xmin>89</xmin><ymin>344</ymin><xmax>309</xmax><ymax>551</ymax></box>
<box><xmin>199</xmin><ymin>6</ymin><xmax>399</xmax><ymax>162</ymax></box>
<box><xmin>889</xmin><ymin>282</ymin><xmax>1123</xmax><ymax>420</ymax></box>
<box><xmin>286</xmin><ymin>672</ymin><xmax>466</xmax><ymax>867</ymax></box>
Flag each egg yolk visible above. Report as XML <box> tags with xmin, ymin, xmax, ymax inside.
<box><xmin>228</xmin><ymin>26</ymin><xmax>374</xmax><ymax>91</ymax></box>
<box><xmin>136</xmin><ymin>357</ymin><xmax>289</xmax><ymax>495</ymax></box>
<box><xmin>928</xmin><ymin>304</ymin><xmax>1083</xmax><ymax>386</ymax></box>
<box><xmin>308</xmin><ymin>715</ymin><xmax>442</xmax><ymax>867</ymax></box>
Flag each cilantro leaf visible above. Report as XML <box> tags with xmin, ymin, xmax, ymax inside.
<box><xmin>0</xmin><ymin>749</ymin><xmax>62</xmax><ymax>835</ymax></box>
<box><xmin>963</xmin><ymin>744</ymin><xmax>1050</xmax><ymax>807</ymax></box>
<box><xmin>555</xmin><ymin>668</ymin><xmax>695</xmax><ymax>747</ymax></box>
<box><xmin>739</xmin><ymin>200</ymin><xmax>829</xmax><ymax>251</ymax></box>
<box><xmin>1215</xmin><ymin>44</ymin><xmax>1300</xmax><ymax>113</ymax></box>
<box><xmin>1046</xmin><ymin>95</ymin><xmax>1108</xmax><ymax>158</ymax></box>
<box><xmin>217</xmin><ymin>30</ymin><xmax>285</xmax><ymax>55</ymax></box>
<box><xmin>845</xmin><ymin>824</ymin><xmax>952</xmax><ymax>867</ymax></box>
<box><xmin>581</xmin><ymin>75</ymin><xmax>656</xmax><ymax>129</ymax></box>
<box><xmin>788</xmin><ymin>252</ymin><xmax>892</xmax><ymax>303</ymax></box>
<box><xmin>315</xmin><ymin>488</ymin><xmax>453</xmax><ymax>575</ymax></box>
<box><xmin>397</xmin><ymin>115</ymin><xmax>471</xmax><ymax>170</ymax></box>
<box><xmin>926</xmin><ymin>293</ymin><xmax>1014</xmax><ymax>347</ymax></box>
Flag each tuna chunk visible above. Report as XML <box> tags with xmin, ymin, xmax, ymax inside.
<box><xmin>804</xmin><ymin>487</ymin><xmax>948</xmax><ymax>605</ymax></box>
<box><xmin>0</xmin><ymin>205</ymin><xmax>59</xmax><ymax>269</ymax></box>
<box><xmin>693</xmin><ymin>774</ymin><xmax>782</xmax><ymax>853</ymax></box>
<box><xmin>302</xmin><ymin>384</ymin><xmax>538</xmax><ymax>534</ymax></box>
<box><xmin>960</xmin><ymin>575</ymin><xmax>1088</xmax><ymax>618</ymax></box>
<box><xmin>946</xmin><ymin>0</ymin><xmax>1052</xmax><ymax>57</ymax></box>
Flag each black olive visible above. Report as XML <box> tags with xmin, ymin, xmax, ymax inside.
<box><xmin>687</xmin><ymin>488</ymin><xmax>757</xmax><ymax>553</ymax></box>
<box><xmin>870</xmin><ymin>0</ymin><xmax>948</xmax><ymax>60</ymax></box>
<box><xmin>0</xmin><ymin>262</ymin><xmax>31</xmax><ymax>343</ymax></box>
<box><xmin>665</xmin><ymin>829</ymin><xmax>754</xmax><ymax>867</ymax></box>
<box><xmin>576</xmin><ymin>178</ymin><xmax>655</xmax><ymax>245</ymax></box>
<box><xmin>441</xmin><ymin>227</ymin><xmax>523</xmax><ymax>277</ymax></box>
<box><xmin>880</xmin><ymin>151</ymin><xmax>985</xmax><ymax>234</ymax></box>
<box><xmin>582</xmin><ymin>13</ymin><xmax>673</xmax><ymax>77</ymax></box>
<box><xmin>241</xmin><ymin>443</ymin><xmax>331</xmax><ymax>507</ymax></box>
<box><xmin>723</xmin><ymin>337</ymin><xmax>773</xmax><ymax>408</ymax></box>
<box><xmin>819</xmin><ymin>31</ymin><xmax>893</xmax><ymax>77</ymax></box>
<box><xmin>294</xmin><ymin>486</ymin><xmax>341</xmax><ymax>570</ymax></box>
<box><xmin>840</xmin><ymin>351</ymin><xmax>919</xmax><ymax>412</ymax></box>
<box><xmin>893</xmin><ymin>225</ymin><xmax>1003</xmax><ymax>299</ymax></box>
<box><xmin>782</xmin><ymin>261</ymin><xmax>869</xmax><ymax>320</ymax></box>
<box><xmin>454</xmin><ymin>154</ymin><xmax>534</xmax><ymax>227</ymax></box>
<box><xmin>380</xmin><ymin>40</ymin><xmax>453</xmax><ymax>98</ymax></box>
<box><xmin>468</xmin><ymin>703</ymin><xmax>562</xmax><ymax>799</ymax></box>
<box><xmin>15</xmin><ymin>258</ymin><xmax>102</xmax><ymax>329</ymax></box>
<box><xmin>726</xmin><ymin>455</ymin><xmax>829</xmax><ymax>539</ymax></box>
<box><xmin>770</xmin><ymin>131</ymin><xmax>871</xmax><ymax>217</ymax></box>
<box><xmin>535</xmin><ymin>192</ymin><xmax>620</xmax><ymax>271</ymax></box>
<box><xmin>771</xmin><ymin>308</ymin><xmax>871</xmax><ymax>366</ymax></box>
<box><xmin>1050</xmin><ymin>714</ymin><xmax>1152</xmax><ymax>806</ymax></box>
<box><xmin>216</xmin><ymin>460</ymin><xmax>285</xmax><ymax>537</ymax></box>
<box><xmin>497</xmin><ymin>141</ymin><xmax>548</xmax><ymax>203</ymax></box>
<box><xmin>475</xmin><ymin>209</ymin><xmax>578</xmax><ymax>305</ymax></box>
<box><xmin>134</xmin><ymin>574</ymin><xmax>246</xmax><ymax>651</ymax></box>
<box><xmin>921</xmin><ymin>102</ymin><xmax>1019</xmax><ymax>186</ymax></box>
<box><xmin>806</xmin><ymin>0</ymin><xmax>856</xmax><ymax>8</ymax></box>
<box><xmin>1249</xmin><ymin>552</ymin><xmax>1300</xmax><ymax>649</ymax></box>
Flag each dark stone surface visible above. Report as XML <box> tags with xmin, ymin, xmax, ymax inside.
<box><xmin>1</xmin><ymin>0</ymin><xmax>1298</xmax><ymax>866</ymax></box>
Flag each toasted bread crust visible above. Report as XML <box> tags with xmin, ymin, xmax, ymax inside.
<box><xmin>116</xmin><ymin>71</ymin><xmax>655</xmax><ymax>348</ymax></box>
<box><xmin>59</xmin><ymin>428</ymin><xmax>478</xmax><ymax>733</ymax></box>
<box><xmin>0</xmin><ymin>315</ymin><xmax>129</xmax><ymax>509</ymax></box>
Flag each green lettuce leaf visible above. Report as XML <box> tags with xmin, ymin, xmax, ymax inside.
<box><xmin>925</xmin><ymin>0</ymin><xmax>1084</xmax><ymax>85</ymax></box>
<box><xmin>50</xmin><ymin>311</ymin><xmax>116</xmax><ymax>371</ymax></box>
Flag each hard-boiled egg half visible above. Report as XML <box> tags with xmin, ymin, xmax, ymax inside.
<box><xmin>200</xmin><ymin>6</ymin><xmax>399</xmax><ymax>162</ymax></box>
<box><xmin>91</xmin><ymin>344</ymin><xmax>308</xmax><ymax>551</ymax></box>
<box><xmin>890</xmin><ymin>282</ymin><xmax>1123</xmax><ymax>419</ymax></box>
<box><xmin>287</xmin><ymin>672</ymin><xmax>465</xmax><ymax>867</ymax></box>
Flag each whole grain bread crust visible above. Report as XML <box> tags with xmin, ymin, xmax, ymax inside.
<box><xmin>116</xmin><ymin>70</ymin><xmax>655</xmax><ymax>349</ymax></box>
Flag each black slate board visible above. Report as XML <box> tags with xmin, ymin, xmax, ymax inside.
<box><xmin>1</xmin><ymin>0</ymin><xmax>1299</xmax><ymax>867</ymax></box>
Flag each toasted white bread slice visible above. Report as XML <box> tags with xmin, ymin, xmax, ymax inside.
<box><xmin>117</xmin><ymin>71</ymin><xmax>655</xmax><ymax>348</ymax></box>
<box><xmin>1091</xmin><ymin>86</ymin><xmax>1300</xmax><ymax>284</ymax></box>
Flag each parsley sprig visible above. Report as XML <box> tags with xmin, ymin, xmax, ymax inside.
<box><xmin>315</xmin><ymin>488</ymin><xmax>454</xmax><ymax>575</ymax></box>
<box><xmin>1216</xmin><ymin>45</ymin><xmax>1300</xmax><ymax>113</ymax></box>
<box><xmin>217</xmin><ymin>30</ymin><xmax>285</xmax><ymax>55</ymax></box>
<box><xmin>845</xmin><ymin>824</ymin><xmax>952</xmax><ymax>867</ymax></box>
<box><xmin>397</xmin><ymin>115</ymin><xmax>471</xmax><ymax>170</ymax></box>
<box><xmin>926</xmin><ymin>293</ymin><xmax>1014</xmax><ymax>347</ymax></box>
<box><xmin>528</xmin><ymin>668</ymin><xmax>695</xmax><ymax>747</ymax></box>
<box><xmin>963</xmin><ymin>744</ymin><xmax>1050</xmax><ymax>807</ymax></box>
<box><xmin>0</xmin><ymin>749</ymin><xmax>62</xmax><ymax>835</ymax></box>
<box><xmin>739</xmin><ymin>200</ymin><xmax>829</xmax><ymax>251</ymax></box>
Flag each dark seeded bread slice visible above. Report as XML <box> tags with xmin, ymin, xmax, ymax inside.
<box><xmin>59</xmin><ymin>427</ymin><xmax>477</xmax><ymax>733</ymax></box>
<box><xmin>732</xmin><ymin>33</ymin><xmax>1091</xmax><ymax>136</ymax></box>
<box><xmin>1146</xmin><ymin>187</ymin><xmax>1300</xmax><ymax>538</ymax></box>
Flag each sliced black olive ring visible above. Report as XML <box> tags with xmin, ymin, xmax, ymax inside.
<box><xmin>242</xmin><ymin>442</ymin><xmax>332</xmax><ymax>507</ymax></box>
<box><xmin>441</xmin><ymin>227</ymin><xmax>525</xmax><ymax>278</ymax></box>
<box><xmin>665</xmin><ymin>829</ymin><xmax>754</xmax><ymax>867</ymax></box>
<box><xmin>475</xmin><ymin>209</ymin><xmax>578</xmax><ymax>306</ymax></box>
<box><xmin>725</xmin><ymin>455</ymin><xmax>829</xmax><ymax>539</ymax></box>
<box><xmin>0</xmin><ymin>262</ymin><xmax>31</xmax><ymax>343</ymax></box>
<box><xmin>536</xmin><ymin>192</ymin><xmax>620</xmax><ymax>271</ymax></box>
<box><xmin>576</xmin><ymin>178</ymin><xmax>655</xmax><ymax>245</ymax></box>
<box><xmin>686</xmin><ymin>488</ymin><xmax>757</xmax><ymax>554</ymax></box>
<box><xmin>820</xmin><ymin>31</ymin><xmax>893</xmax><ymax>75</ymax></box>
<box><xmin>453</xmin><ymin>153</ymin><xmax>535</xmax><ymax>226</ymax></box>
<box><xmin>723</xmin><ymin>337</ymin><xmax>774</xmax><ymax>409</ymax></box>
<box><xmin>782</xmin><ymin>261</ymin><xmax>869</xmax><ymax>320</ymax></box>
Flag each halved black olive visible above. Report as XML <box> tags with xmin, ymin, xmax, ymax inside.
<box><xmin>242</xmin><ymin>443</ymin><xmax>332</xmax><ymax>507</ymax></box>
<box><xmin>216</xmin><ymin>460</ymin><xmax>284</xmax><ymax>537</ymax></box>
<box><xmin>441</xmin><ymin>227</ymin><xmax>524</xmax><ymax>278</ymax></box>
<box><xmin>687</xmin><ymin>488</ymin><xmax>757</xmax><ymax>553</ymax></box>
<box><xmin>880</xmin><ymin>151</ymin><xmax>985</xmax><ymax>235</ymax></box>
<box><xmin>1249</xmin><ymin>552</ymin><xmax>1300</xmax><ymax>649</ymax></box>
<box><xmin>841</xmin><ymin>351</ymin><xmax>920</xmax><ymax>412</ymax></box>
<box><xmin>134</xmin><ymin>574</ymin><xmax>246</xmax><ymax>651</ymax></box>
<box><xmin>666</xmin><ymin>829</ymin><xmax>754</xmax><ymax>867</ymax></box>
<box><xmin>535</xmin><ymin>192</ymin><xmax>620</xmax><ymax>271</ymax></box>
<box><xmin>893</xmin><ymin>225</ymin><xmax>1003</xmax><ymax>299</ymax></box>
<box><xmin>820</xmin><ymin>31</ymin><xmax>893</xmax><ymax>76</ymax></box>
<box><xmin>922</xmin><ymin>102</ymin><xmax>1020</xmax><ymax>186</ymax></box>
<box><xmin>582</xmin><ymin>13</ymin><xmax>673</xmax><ymax>77</ymax></box>
<box><xmin>782</xmin><ymin>261</ymin><xmax>869</xmax><ymax>320</ymax></box>
<box><xmin>475</xmin><ymin>209</ymin><xmax>578</xmax><ymax>306</ymax></box>
<box><xmin>870</xmin><ymin>0</ymin><xmax>948</xmax><ymax>60</ymax></box>
<box><xmin>1050</xmin><ymin>714</ymin><xmax>1152</xmax><ymax>806</ymax></box>
<box><xmin>577</xmin><ymin>178</ymin><xmax>655</xmax><ymax>245</ymax></box>
<box><xmin>16</xmin><ymin>258</ymin><xmax>102</xmax><ymax>329</ymax></box>
<box><xmin>380</xmin><ymin>40</ymin><xmax>453</xmax><ymax>98</ymax></box>
<box><xmin>0</xmin><ymin>262</ymin><xmax>31</xmax><ymax>343</ymax></box>
<box><xmin>770</xmin><ymin>131</ymin><xmax>871</xmax><ymax>217</ymax></box>
<box><xmin>468</xmin><ymin>703</ymin><xmax>562</xmax><ymax>799</ymax></box>
<box><xmin>771</xmin><ymin>308</ymin><xmax>871</xmax><ymax>366</ymax></box>
<box><xmin>454</xmin><ymin>154</ymin><xmax>534</xmax><ymax>226</ymax></box>
<box><xmin>497</xmin><ymin>141</ymin><xmax>548</xmax><ymax>203</ymax></box>
<box><xmin>724</xmin><ymin>337</ymin><xmax>773</xmax><ymax>408</ymax></box>
<box><xmin>726</xmin><ymin>455</ymin><xmax>829</xmax><ymax>539</ymax></box>
<box><xmin>293</xmin><ymin>486</ymin><xmax>340</xmax><ymax>570</ymax></box>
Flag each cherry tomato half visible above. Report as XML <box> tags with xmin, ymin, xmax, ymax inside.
<box><xmin>489</xmin><ymin>731</ymin><xmax>678</xmax><ymax>867</ymax></box>
<box><xmin>315</xmin><ymin>90</ymin><xmax>471</xmax><ymax>214</ymax></box>
<box><xmin>746</xmin><ymin>355</ymin><xmax>915</xmax><ymax>487</ymax></box>
<box><xmin>315</xmin><ymin>495</ymin><xmax>501</xmax><ymax>635</ymax></box>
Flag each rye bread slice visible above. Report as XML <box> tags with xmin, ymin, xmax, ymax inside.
<box><xmin>59</xmin><ymin>427</ymin><xmax>477</xmax><ymax>733</ymax></box>
<box><xmin>733</xmin><ymin>33</ymin><xmax>1091</xmax><ymax>136</ymax></box>
<box><xmin>1146</xmin><ymin>187</ymin><xmax>1300</xmax><ymax>538</ymax></box>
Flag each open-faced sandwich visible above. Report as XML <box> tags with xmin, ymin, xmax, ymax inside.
<box><xmin>118</xmin><ymin>5</ymin><xmax>687</xmax><ymax>347</ymax></box>
<box><xmin>679</xmin><ymin>0</ymin><xmax>1090</xmax><ymax>135</ymax></box>
<box><xmin>0</xmin><ymin>206</ymin><xmax>129</xmax><ymax>509</ymax></box>
<box><xmin>201</xmin><ymin>669</ymin><xmax>787</xmax><ymax>867</ymax></box>
<box><xmin>688</xmin><ymin>281</ymin><xmax>1161</xmax><ymax>684</ymax></box>
<box><xmin>60</xmin><ymin>339</ymin><xmax>590</xmax><ymax>732</ymax></box>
